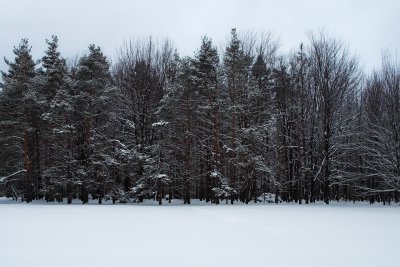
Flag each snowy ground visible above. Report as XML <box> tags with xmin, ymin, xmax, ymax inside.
<box><xmin>0</xmin><ymin>198</ymin><xmax>399</xmax><ymax>267</ymax></box>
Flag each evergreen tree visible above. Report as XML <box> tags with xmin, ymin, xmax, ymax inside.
<box><xmin>0</xmin><ymin>39</ymin><xmax>40</xmax><ymax>202</ymax></box>
<box><xmin>72</xmin><ymin>44</ymin><xmax>114</xmax><ymax>203</ymax></box>
<box><xmin>190</xmin><ymin>36</ymin><xmax>224</xmax><ymax>203</ymax></box>
<box><xmin>1</xmin><ymin>30</ymin><xmax>398</xmax><ymax>205</ymax></box>
<box><xmin>223</xmin><ymin>28</ymin><xmax>254</xmax><ymax>202</ymax></box>
<box><xmin>38</xmin><ymin>36</ymin><xmax>74</xmax><ymax>202</ymax></box>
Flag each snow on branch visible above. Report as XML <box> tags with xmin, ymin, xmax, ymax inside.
<box><xmin>152</xmin><ymin>120</ymin><xmax>169</xmax><ymax>127</ymax></box>
<box><xmin>0</xmin><ymin>169</ymin><xmax>26</xmax><ymax>183</ymax></box>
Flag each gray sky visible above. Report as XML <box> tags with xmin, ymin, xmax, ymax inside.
<box><xmin>1</xmin><ymin>0</ymin><xmax>399</xmax><ymax>72</ymax></box>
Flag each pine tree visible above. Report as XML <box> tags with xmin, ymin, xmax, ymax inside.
<box><xmin>0</xmin><ymin>39</ymin><xmax>40</xmax><ymax>202</ymax></box>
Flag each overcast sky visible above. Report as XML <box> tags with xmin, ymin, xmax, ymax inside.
<box><xmin>1</xmin><ymin>0</ymin><xmax>399</xmax><ymax>72</ymax></box>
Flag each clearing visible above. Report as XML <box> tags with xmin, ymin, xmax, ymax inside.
<box><xmin>0</xmin><ymin>198</ymin><xmax>399</xmax><ymax>267</ymax></box>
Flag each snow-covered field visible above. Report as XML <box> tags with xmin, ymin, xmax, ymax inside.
<box><xmin>0</xmin><ymin>198</ymin><xmax>399</xmax><ymax>267</ymax></box>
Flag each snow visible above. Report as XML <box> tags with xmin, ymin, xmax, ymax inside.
<box><xmin>152</xmin><ymin>120</ymin><xmax>169</xmax><ymax>127</ymax></box>
<box><xmin>155</xmin><ymin>174</ymin><xmax>168</xmax><ymax>179</ymax></box>
<box><xmin>0</xmin><ymin>198</ymin><xmax>399</xmax><ymax>267</ymax></box>
<box><xmin>210</xmin><ymin>170</ymin><xmax>220</xmax><ymax>177</ymax></box>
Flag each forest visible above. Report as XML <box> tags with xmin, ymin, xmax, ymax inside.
<box><xmin>0</xmin><ymin>29</ymin><xmax>399</xmax><ymax>205</ymax></box>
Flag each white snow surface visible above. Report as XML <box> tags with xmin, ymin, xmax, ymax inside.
<box><xmin>0</xmin><ymin>198</ymin><xmax>399</xmax><ymax>267</ymax></box>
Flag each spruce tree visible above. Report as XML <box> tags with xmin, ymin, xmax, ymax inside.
<box><xmin>39</xmin><ymin>36</ymin><xmax>74</xmax><ymax>202</ymax></box>
<box><xmin>73</xmin><ymin>44</ymin><xmax>114</xmax><ymax>203</ymax></box>
<box><xmin>223</xmin><ymin>29</ymin><xmax>253</xmax><ymax>202</ymax></box>
<box><xmin>191</xmin><ymin>36</ymin><xmax>226</xmax><ymax>203</ymax></box>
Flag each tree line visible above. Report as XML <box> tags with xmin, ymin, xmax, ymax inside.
<box><xmin>1</xmin><ymin>29</ymin><xmax>399</xmax><ymax>204</ymax></box>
